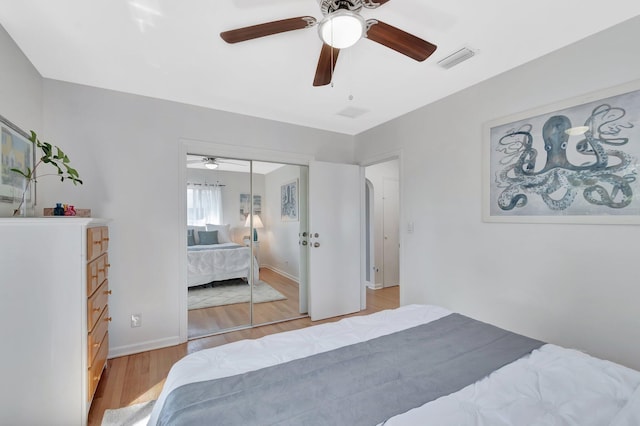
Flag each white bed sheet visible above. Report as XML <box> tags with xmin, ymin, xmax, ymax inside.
<box><xmin>187</xmin><ymin>242</ymin><xmax>259</xmax><ymax>287</ymax></box>
<box><xmin>148</xmin><ymin>305</ymin><xmax>640</xmax><ymax>425</ymax></box>
<box><xmin>148</xmin><ymin>304</ymin><xmax>451</xmax><ymax>425</ymax></box>
<box><xmin>382</xmin><ymin>343</ymin><xmax>640</xmax><ymax>426</ymax></box>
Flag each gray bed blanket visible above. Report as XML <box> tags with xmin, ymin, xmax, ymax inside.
<box><xmin>157</xmin><ymin>313</ymin><xmax>543</xmax><ymax>426</ymax></box>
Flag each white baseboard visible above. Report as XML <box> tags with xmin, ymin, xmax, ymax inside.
<box><xmin>261</xmin><ymin>265</ymin><xmax>299</xmax><ymax>284</ymax></box>
<box><xmin>108</xmin><ymin>336</ymin><xmax>183</xmax><ymax>358</ymax></box>
<box><xmin>367</xmin><ymin>282</ymin><xmax>383</xmax><ymax>290</ymax></box>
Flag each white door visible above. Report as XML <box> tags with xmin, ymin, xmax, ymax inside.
<box><xmin>308</xmin><ymin>161</ymin><xmax>362</xmax><ymax>321</ymax></box>
<box><xmin>383</xmin><ymin>178</ymin><xmax>400</xmax><ymax>287</ymax></box>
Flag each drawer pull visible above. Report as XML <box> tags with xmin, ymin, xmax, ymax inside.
<box><xmin>98</xmin><ymin>268</ymin><xmax>105</xmax><ymax>273</ymax></box>
<box><xmin>94</xmin><ymin>343</ymin><xmax>100</xmax><ymax>348</ymax></box>
<box><xmin>105</xmin><ymin>263</ymin><xmax>111</xmax><ymax>268</ymax></box>
<box><xmin>103</xmin><ymin>237</ymin><xmax>110</xmax><ymax>241</ymax></box>
<box><xmin>93</xmin><ymin>307</ymin><xmax>101</xmax><ymax>312</ymax></box>
<box><xmin>105</xmin><ymin>290</ymin><xmax>112</xmax><ymax>295</ymax></box>
<box><xmin>93</xmin><ymin>241</ymin><xmax>101</xmax><ymax>245</ymax></box>
<box><xmin>106</xmin><ymin>317</ymin><xmax>112</xmax><ymax>322</ymax></box>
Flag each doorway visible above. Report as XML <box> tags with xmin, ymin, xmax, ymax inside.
<box><xmin>185</xmin><ymin>154</ymin><xmax>309</xmax><ymax>339</ymax></box>
<box><xmin>365</xmin><ymin>159</ymin><xmax>400</xmax><ymax>290</ymax></box>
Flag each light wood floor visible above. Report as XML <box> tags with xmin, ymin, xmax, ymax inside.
<box><xmin>88</xmin><ymin>284</ymin><xmax>399</xmax><ymax>425</ymax></box>
<box><xmin>188</xmin><ymin>268</ymin><xmax>304</xmax><ymax>338</ymax></box>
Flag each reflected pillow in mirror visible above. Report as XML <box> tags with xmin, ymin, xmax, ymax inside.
<box><xmin>198</xmin><ymin>230</ymin><xmax>219</xmax><ymax>245</ymax></box>
<box><xmin>205</xmin><ymin>224</ymin><xmax>231</xmax><ymax>243</ymax></box>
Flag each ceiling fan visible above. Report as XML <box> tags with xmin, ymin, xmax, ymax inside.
<box><xmin>186</xmin><ymin>156</ymin><xmax>246</xmax><ymax>170</ymax></box>
<box><xmin>220</xmin><ymin>0</ymin><xmax>437</xmax><ymax>87</ymax></box>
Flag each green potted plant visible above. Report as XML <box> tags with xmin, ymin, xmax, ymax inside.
<box><xmin>10</xmin><ymin>130</ymin><xmax>82</xmax><ymax>216</ymax></box>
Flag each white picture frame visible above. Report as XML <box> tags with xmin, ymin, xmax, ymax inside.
<box><xmin>483</xmin><ymin>80</ymin><xmax>640</xmax><ymax>224</ymax></box>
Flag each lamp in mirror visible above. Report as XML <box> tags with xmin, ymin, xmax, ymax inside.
<box><xmin>244</xmin><ymin>214</ymin><xmax>264</xmax><ymax>241</ymax></box>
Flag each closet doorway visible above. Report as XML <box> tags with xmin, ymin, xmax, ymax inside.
<box><xmin>185</xmin><ymin>154</ymin><xmax>308</xmax><ymax>339</ymax></box>
<box><xmin>365</xmin><ymin>159</ymin><xmax>400</xmax><ymax>290</ymax></box>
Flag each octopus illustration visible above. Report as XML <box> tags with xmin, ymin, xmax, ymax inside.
<box><xmin>495</xmin><ymin>103</ymin><xmax>637</xmax><ymax>211</ymax></box>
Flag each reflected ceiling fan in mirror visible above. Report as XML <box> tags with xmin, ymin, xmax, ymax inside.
<box><xmin>186</xmin><ymin>155</ymin><xmax>247</xmax><ymax>170</ymax></box>
<box><xmin>220</xmin><ymin>0</ymin><xmax>437</xmax><ymax>86</ymax></box>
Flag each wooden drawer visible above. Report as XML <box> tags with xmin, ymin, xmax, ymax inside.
<box><xmin>88</xmin><ymin>332</ymin><xmax>108</xmax><ymax>401</ymax></box>
<box><xmin>88</xmin><ymin>306</ymin><xmax>109</xmax><ymax>367</ymax></box>
<box><xmin>87</xmin><ymin>280</ymin><xmax>109</xmax><ymax>332</ymax></box>
<box><xmin>87</xmin><ymin>227</ymin><xmax>103</xmax><ymax>262</ymax></box>
<box><xmin>87</xmin><ymin>253</ymin><xmax>109</xmax><ymax>297</ymax></box>
<box><xmin>101</xmin><ymin>226</ymin><xmax>109</xmax><ymax>253</ymax></box>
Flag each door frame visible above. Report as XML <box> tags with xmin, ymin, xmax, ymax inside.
<box><xmin>364</xmin><ymin>178</ymin><xmax>376</xmax><ymax>289</ymax></box>
<box><xmin>178</xmin><ymin>138</ymin><xmax>315</xmax><ymax>342</ymax></box>
<box><xmin>359</xmin><ymin>150</ymin><xmax>404</xmax><ymax>307</ymax></box>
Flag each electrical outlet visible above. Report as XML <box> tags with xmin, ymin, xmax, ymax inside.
<box><xmin>131</xmin><ymin>313</ymin><xmax>142</xmax><ymax>328</ymax></box>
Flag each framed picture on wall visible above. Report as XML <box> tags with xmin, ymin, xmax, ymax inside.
<box><xmin>483</xmin><ymin>80</ymin><xmax>640</xmax><ymax>224</ymax></box>
<box><xmin>281</xmin><ymin>179</ymin><xmax>298</xmax><ymax>222</ymax></box>
<box><xmin>239</xmin><ymin>193</ymin><xmax>261</xmax><ymax>220</ymax></box>
<box><xmin>0</xmin><ymin>115</ymin><xmax>33</xmax><ymax>204</ymax></box>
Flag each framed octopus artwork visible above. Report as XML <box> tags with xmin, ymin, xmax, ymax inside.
<box><xmin>483</xmin><ymin>80</ymin><xmax>640</xmax><ymax>224</ymax></box>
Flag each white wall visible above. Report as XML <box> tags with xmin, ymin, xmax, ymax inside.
<box><xmin>355</xmin><ymin>17</ymin><xmax>640</xmax><ymax>370</ymax></box>
<box><xmin>186</xmin><ymin>168</ymin><xmax>265</xmax><ymax>242</ymax></box>
<box><xmin>35</xmin><ymin>80</ymin><xmax>353</xmax><ymax>356</ymax></box>
<box><xmin>263</xmin><ymin>165</ymin><xmax>303</xmax><ymax>281</ymax></box>
<box><xmin>365</xmin><ymin>160</ymin><xmax>399</xmax><ymax>287</ymax></box>
<box><xmin>0</xmin><ymin>25</ymin><xmax>42</xmax><ymax>217</ymax></box>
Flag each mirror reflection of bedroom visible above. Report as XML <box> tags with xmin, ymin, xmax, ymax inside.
<box><xmin>186</xmin><ymin>154</ymin><xmax>307</xmax><ymax>339</ymax></box>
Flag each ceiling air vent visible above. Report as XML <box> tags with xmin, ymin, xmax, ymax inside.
<box><xmin>336</xmin><ymin>106</ymin><xmax>369</xmax><ymax>119</ymax></box>
<box><xmin>437</xmin><ymin>47</ymin><xmax>476</xmax><ymax>70</ymax></box>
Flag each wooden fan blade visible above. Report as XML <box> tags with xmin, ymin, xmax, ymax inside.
<box><xmin>221</xmin><ymin>16</ymin><xmax>317</xmax><ymax>43</ymax></box>
<box><xmin>313</xmin><ymin>43</ymin><xmax>340</xmax><ymax>87</ymax></box>
<box><xmin>362</xmin><ymin>0</ymin><xmax>391</xmax><ymax>8</ymax></box>
<box><xmin>365</xmin><ymin>20</ymin><xmax>437</xmax><ymax>61</ymax></box>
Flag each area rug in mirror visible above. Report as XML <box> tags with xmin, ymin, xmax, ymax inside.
<box><xmin>188</xmin><ymin>279</ymin><xmax>286</xmax><ymax>309</ymax></box>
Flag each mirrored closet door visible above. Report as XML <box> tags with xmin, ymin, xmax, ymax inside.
<box><xmin>186</xmin><ymin>154</ymin><xmax>308</xmax><ymax>339</ymax></box>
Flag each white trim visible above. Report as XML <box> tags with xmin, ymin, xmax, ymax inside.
<box><xmin>178</xmin><ymin>142</ymin><xmax>188</xmax><ymax>343</ymax></box>
<box><xmin>108</xmin><ymin>336</ymin><xmax>183</xmax><ymax>358</ymax></box>
<box><xmin>364</xmin><ymin>178</ymin><xmax>376</xmax><ymax>289</ymax></box>
<box><xmin>359</xmin><ymin>166</ymin><xmax>367</xmax><ymax>310</ymax></box>
<box><xmin>260</xmin><ymin>265</ymin><xmax>300</xmax><ymax>284</ymax></box>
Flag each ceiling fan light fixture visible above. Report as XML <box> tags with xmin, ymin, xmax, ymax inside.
<box><xmin>204</xmin><ymin>159</ymin><xmax>219</xmax><ymax>169</ymax></box>
<box><xmin>318</xmin><ymin>10</ymin><xmax>365</xmax><ymax>49</ymax></box>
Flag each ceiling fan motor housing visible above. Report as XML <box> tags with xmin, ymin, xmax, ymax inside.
<box><xmin>320</xmin><ymin>0</ymin><xmax>363</xmax><ymax>15</ymax></box>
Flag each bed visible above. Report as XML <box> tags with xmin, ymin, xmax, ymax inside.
<box><xmin>187</xmin><ymin>243</ymin><xmax>259</xmax><ymax>288</ymax></box>
<box><xmin>149</xmin><ymin>304</ymin><xmax>640</xmax><ymax>425</ymax></box>
<box><xmin>187</xmin><ymin>224</ymin><xmax>259</xmax><ymax>288</ymax></box>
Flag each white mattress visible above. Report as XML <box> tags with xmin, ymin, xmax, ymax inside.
<box><xmin>148</xmin><ymin>305</ymin><xmax>640</xmax><ymax>425</ymax></box>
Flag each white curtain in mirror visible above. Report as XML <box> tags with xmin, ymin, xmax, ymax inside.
<box><xmin>187</xmin><ymin>184</ymin><xmax>222</xmax><ymax>225</ymax></box>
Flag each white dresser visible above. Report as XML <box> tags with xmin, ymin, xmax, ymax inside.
<box><xmin>0</xmin><ymin>217</ymin><xmax>110</xmax><ymax>425</ymax></box>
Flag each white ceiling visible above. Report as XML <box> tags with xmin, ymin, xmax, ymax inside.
<box><xmin>1</xmin><ymin>1</ymin><xmax>639</xmax><ymax>135</ymax></box>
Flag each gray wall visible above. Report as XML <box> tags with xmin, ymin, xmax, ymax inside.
<box><xmin>263</xmin><ymin>165</ymin><xmax>303</xmax><ymax>281</ymax></box>
<box><xmin>36</xmin><ymin>80</ymin><xmax>353</xmax><ymax>355</ymax></box>
<box><xmin>355</xmin><ymin>16</ymin><xmax>640</xmax><ymax>370</ymax></box>
<box><xmin>0</xmin><ymin>25</ymin><xmax>42</xmax><ymax>216</ymax></box>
